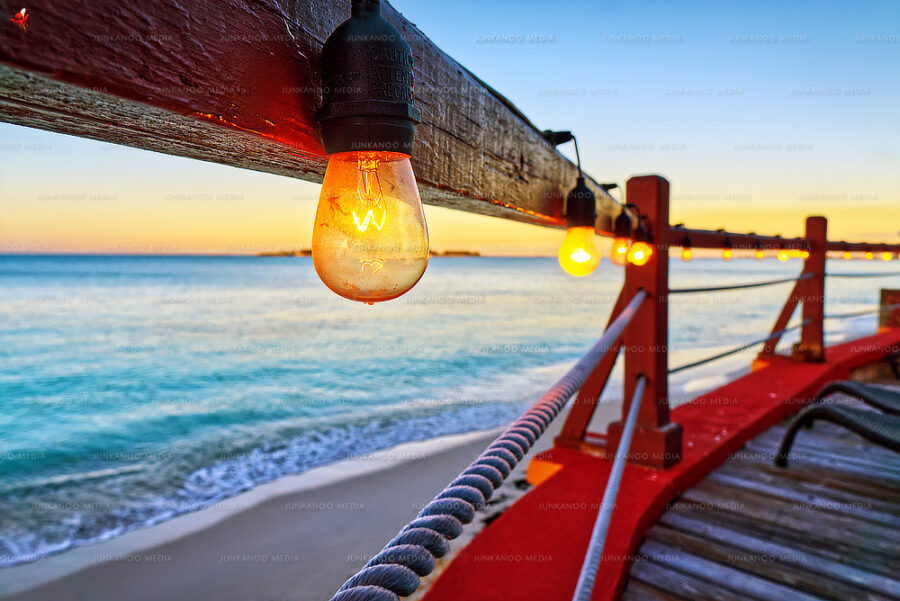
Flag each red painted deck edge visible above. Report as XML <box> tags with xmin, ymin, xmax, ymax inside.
<box><xmin>420</xmin><ymin>329</ymin><xmax>900</xmax><ymax>601</ymax></box>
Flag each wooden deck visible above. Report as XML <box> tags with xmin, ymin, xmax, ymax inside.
<box><xmin>623</xmin><ymin>391</ymin><xmax>900</xmax><ymax>601</ymax></box>
<box><xmin>420</xmin><ymin>331</ymin><xmax>900</xmax><ymax>601</ymax></box>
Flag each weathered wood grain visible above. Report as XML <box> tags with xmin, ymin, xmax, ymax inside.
<box><xmin>637</xmin><ymin>541</ymin><xmax>826</xmax><ymax>601</ymax></box>
<box><xmin>646</xmin><ymin>524</ymin><xmax>895</xmax><ymax>601</ymax></box>
<box><xmin>676</xmin><ymin>486</ymin><xmax>900</xmax><ymax>570</ymax></box>
<box><xmin>657</xmin><ymin>512</ymin><xmax>899</xmax><ymax>598</ymax></box>
<box><xmin>623</xmin><ymin>395</ymin><xmax>900</xmax><ymax>601</ymax></box>
<box><xmin>0</xmin><ymin>0</ymin><xmax>618</xmax><ymax>229</ymax></box>
<box><xmin>627</xmin><ymin>557</ymin><xmax>751</xmax><ymax>601</ymax></box>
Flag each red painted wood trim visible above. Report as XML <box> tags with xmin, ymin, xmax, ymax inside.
<box><xmin>420</xmin><ymin>328</ymin><xmax>900</xmax><ymax>601</ymax></box>
<box><xmin>607</xmin><ymin>176</ymin><xmax>682</xmax><ymax>469</ymax></box>
<box><xmin>798</xmin><ymin>216</ymin><xmax>827</xmax><ymax>361</ymax></box>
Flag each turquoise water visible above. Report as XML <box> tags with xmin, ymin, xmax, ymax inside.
<box><xmin>0</xmin><ymin>254</ymin><xmax>895</xmax><ymax>566</ymax></box>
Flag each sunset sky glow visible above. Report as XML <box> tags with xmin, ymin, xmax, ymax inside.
<box><xmin>1</xmin><ymin>0</ymin><xmax>898</xmax><ymax>255</ymax></box>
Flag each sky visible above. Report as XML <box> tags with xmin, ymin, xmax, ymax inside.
<box><xmin>1</xmin><ymin>0</ymin><xmax>899</xmax><ymax>255</ymax></box>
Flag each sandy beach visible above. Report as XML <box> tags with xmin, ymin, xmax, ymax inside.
<box><xmin>0</xmin><ymin>429</ymin><xmax>503</xmax><ymax>601</ymax></box>
<box><xmin>0</xmin><ymin>405</ymin><xmax>572</xmax><ymax>601</ymax></box>
<box><xmin>0</xmin><ymin>352</ymin><xmax>743</xmax><ymax>601</ymax></box>
<box><xmin>0</xmin><ymin>389</ymin><xmax>618</xmax><ymax>601</ymax></box>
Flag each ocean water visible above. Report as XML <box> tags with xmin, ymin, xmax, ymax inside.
<box><xmin>0</xmin><ymin>254</ymin><xmax>896</xmax><ymax>566</ymax></box>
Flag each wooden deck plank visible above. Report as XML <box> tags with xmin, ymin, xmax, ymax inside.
<box><xmin>705</xmin><ymin>470</ymin><xmax>899</xmax><ymax>526</ymax></box>
<box><xmin>638</xmin><ymin>540</ymin><xmax>830</xmax><ymax>601</ymax></box>
<box><xmin>656</xmin><ymin>512</ymin><xmax>900</xmax><ymax>598</ymax></box>
<box><xmin>740</xmin><ymin>441</ymin><xmax>900</xmax><ymax>484</ymax></box>
<box><xmin>627</xmin><ymin>559</ymin><xmax>752</xmax><ymax>601</ymax></box>
<box><xmin>713</xmin><ymin>457</ymin><xmax>900</xmax><ymax>518</ymax></box>
<box><xmin>620</xmin><ymin>579</ymin><xmax>686</xmax><ymax>601</ymax></box>
<box><xmin>753</xmin><ymin>425</ymin><xmax>900</xmax><ymax>470</ymax></box>
<box><xmin>620</xmin><ymin>582</ymin><xmax>679</xmax><ymax>601</ymax></box>
<box><xmin>676</xmin><ymin>487</ymin><xmax>900</xmax><ymax>566</ymax></box>
<box><xmin>731</xmin><ymin>448</ymin><xmax>900</xmax><ymax>501</ymax></box>
<box><xmin>645</xmin><ymin>524</ymin><xmax>897</xmax><ymax>601</ymax></box>
<box><xmin>624</xmin><ymin>383</ymin><xmax>900</xmax><ymax>601</ymax></box>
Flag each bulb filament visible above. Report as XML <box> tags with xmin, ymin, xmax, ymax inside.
<box><xmin>354</xmin><ymin>157</ymin><xmax>387</xmax><ymax>232</ymax></box>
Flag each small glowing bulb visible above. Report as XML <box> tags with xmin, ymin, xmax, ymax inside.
<box><xmin>722</xmin><ymin>248</ymin><xmax>733</xmax><ymax>261</ymax></box>
<box><xmin>627</xmin><ymin>241</ymin><xmax>653</xmax><ymax>266</ymax></box>
<box><xmin>843</xmin><ymin>251</ymin><xmax>852</xmax><ymax>260</ymax></box>
<box><xmin>778</xmin><ymin>250</ymin><xmax>789</xmax><ymax>262</ymax></box>
<box><xmin>312</xmin><ymin>151</ymin><xmax>428</xmax><ymax>304</ymax></box>
<box><xmin>681</xmin><ymin>248</ymin><xmax>692</xmax><ymax>262</ymax></box>
<box><xmin>558</xmin><ymin>227</ymin><xmax>600</xmax><ymax>277</ymax></box>
<box><xmin>801</xmin><ymin>250</ymin><xmax>810</xmax><ymax>260</ymax></box>
<box><xmin>882</xmin><ymin>251</ymin><xmax>893</xmax><ymax>261</ymax></box>
<box><xmin>865</xmin><ymin>251</ymin><xmax>874</xmax><ymax>260</ymax></box>
<box><xmin>610</xmin><ymin>237</ymin><xmax>630</xmax><ymax>266</ymax></box>
<box><xmin>755</xmin><ymin>249</ymin><xmax>765</xmax><ymax>260</ymax></box>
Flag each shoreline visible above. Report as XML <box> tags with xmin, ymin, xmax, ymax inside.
<box><xmin>0</xmin><ymin>342</ymin><xmax>876</xmax><ymax>601</ymax></box>
<box><xmin>0</xmin><ymin>428</ymin><xmax>505</xmax><ymax>601</ymax></box>
<box><xmin>0</xmin><ymin>334</ymin><xmax>865</xmax><ymax>601</ymax></box>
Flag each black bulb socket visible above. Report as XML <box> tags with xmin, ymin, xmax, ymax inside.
<box><xmin>633</xmin><ymin>221</ymin><xmax>651</xmax><ymax>243</ymax></box>
<box><xmin>565</xmin><ymin>177</ymin><xmax>597</xmax><ymax>228</ymax></box>
<box><xmin>613</xmin><ymin>209</ymin><xmax>632</xmax><ymax>238</ymax></box>
<box><xmin>317</xmin><ymin>0</ymin><xmax>421</xmax><ymax>156</ymax></box>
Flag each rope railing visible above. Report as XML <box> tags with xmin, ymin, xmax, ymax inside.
<box><xmin>570</xmin><ymin>376</ymin><xmax>646</xmax><ymax>601</ymax></box>
<box><xmin>668</xmin><ymin>319</ymin><xmax>812</xmax><ymax>375</ymax></box>
<box><xmin>670</xmin><ymin>273</ymin><xmax>812</xmax><ymax>295</ymax></box>
<box><xmin>328</xmin><ymin>289</ymin><xmax>648</xmax><ymax>601</ymax></box>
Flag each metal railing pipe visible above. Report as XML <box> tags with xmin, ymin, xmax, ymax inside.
<box><xmin>570</xmin><ymin>375</ymin><xmax>647</xmax><ymax>601</ymax></box>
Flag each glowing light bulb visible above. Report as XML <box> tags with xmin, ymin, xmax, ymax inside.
<box><xmin>610</xmin><ymin>237</ymin><xmax>630</xmax><ymax>266</ymax></box>
<box><xmin>865</xmin><ymin>251</ymin><xmax>874</xmax><ymax>260</ymax></box>
<box><xmin>681</xmin><ymin>248</ymin><xmax>692</xmax><ymax>262</ymax></box>
<box><xmin>722</xmin><ymin>248</ymin><xmax>733</xmax><ymax>261</ymax></box>
<box><xmin>843</xmin><ymin>250</ymin><xmax>852</xmax><ymax>260</ymax></box>
<box><xmin>800</xmin><ymin>250</ymin><xmax>810</xmax><ymax>260</ymax></box>
<box><xmin>882</xmin><ymin>251</ymin><xmax>893</xmax><ymax>261</ymax></box>
<box><xmin>558</xmin><ymin>227</ymin><xmax>600</xmax><ymax>277</ymax></box>
<box><xmin>312</xmin><ymin>151</ymin><xmax>428</xmax><ymax>304</ymax></box>
<box><xmin>627</xmin><ymin>241</ymin><xmax>653</xmax><ymax>266</ymax></box>
<box><xmin>755</xmin><ymin>249</ymin><xmax>765</xmax><ymax>260</ymax></box>
<box><xmin>778</xmin><ymin>250</ymin><xmax>789</xmax><ymax>262</ymax></box>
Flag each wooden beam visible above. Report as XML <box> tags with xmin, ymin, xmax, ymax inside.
<box><xmin>669</xmin><ymin>228</ymin><xmax>807</xmax><ymax>251</ymax></box>
<box><xmin>0</xmin><ymin>0</ymin><xmax>619</xmax><ymax>230</ymax></box>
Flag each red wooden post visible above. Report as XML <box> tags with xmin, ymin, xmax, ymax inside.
<box><xmin>793</xmin><ymin>216</ymin><xmax>827</xmax><ymax>362</ymax></box>
<box><xmin>880</xmin><ymin>289</ymin><xmax>900</xmax><ymax>329</ymax></box>
<box><xmin>606</xmin><ymin>176</ymin><xmax>682</xmax><ymax>469</ymax></box>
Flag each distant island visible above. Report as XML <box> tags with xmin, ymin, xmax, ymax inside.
<box><xmin>256</xmin><ymin>250</ymin><xmax>481</xmax><ymax>257</ymax></box>
<box><xmin>431</xmin><ymin>250</ymin><xmax>481</xmax><ymax>257</ymax></box>
<box><xmin>257</xmin><ymin>250</ymin><xmax>312</xmax><ymax>257</ymax></box>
